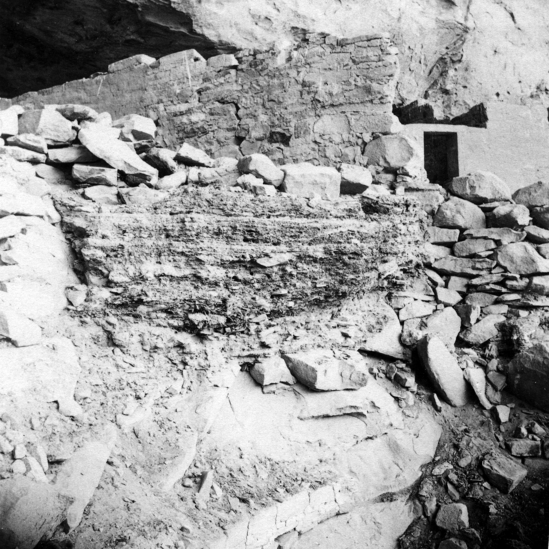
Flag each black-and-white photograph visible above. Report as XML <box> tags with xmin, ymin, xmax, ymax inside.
<box><xmin>0</xmin><ymin>1</ymin><xmax>548</xmax><ymax>548</ymax></box>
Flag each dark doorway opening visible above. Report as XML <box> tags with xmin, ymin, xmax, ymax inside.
<box><xmin>424</xmin><ymin>132</ymin><xmax>459</xmax><ymax>184</ymax></box>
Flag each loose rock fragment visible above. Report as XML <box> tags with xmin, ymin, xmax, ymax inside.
<box><xmin>48</xmin><ymin>146</ymin><xmax>97</xmax><ymax>164</ymax></box>
<box><xmin>282</xmin><ymin>349</ymin><xmax>369</xmax><ymax>391</ymax></box>
<box><xmin>434</xmin><ymin>197</ymin><xmax>486</xmax><ymax>230</ymax></box>
<box><xmin>250</xmin><ymin>356</ymin><xmax>296</xmax><ymax>386</ymax></box>
<box><xmin>175</xmin><ymin>143</ymin><xmax>214</xmax><ymax>167</ymax></box>
<box><xmin>281</xmin><ymin>163</ymin><xmax>341</xmax><ymax>200</ymax></box>
<box><xmin>19</xmin><ymin>109</ymin><xmax>76</xmax><ymax>145</ymax></box>
<box><xmin>435</xmin><ymin>503</ymin><xmax>469</xmax><ymax>533</ymax></box>
<box><xmin>6</xmin><ymin>134</ymin><xmax>47</xmax><ymax>154</ymax></box>
<box><xmin>339</xmin><ymin>163</ymin><xmax>372</xmax><ymax>194</ymax></box>
<box><xmin>417</xmin><ymin>335</ymin><xmax>468</xmax><ymax>407</ymax></box>
<box><xmin>481</xmin><ymin>451</ymin><xmax>527</xmax><ymax>493</ymax></box>
<box><xmin>506</xmin><ymin>438</ymin><xmax>541</xmax><ymax>457</ymax></box>
<box><xmin>237</xmin><ymin>154</ymin><xmax>285</xmax><ymax>186</ymax></box>
<box><xmin>0</xmin><ymin>146</ymin><xmax>46</xmax><ymax>164</ymax></box>
<box><xmin>464</xmin><ymin>367</ymin><xmax>492</xmax><ymax>409</ymax></box>
<box><xmin>448</xmin><ymin>171</ymin><xmax>512</xmax><ymax>204</ymax></box>
<box><xmin>513</xmin><ymin>180</ymin><xmax>549</xmax><ymax>207</ymax></box>
<box><xmin>113</xmin><ymin>114</ymin><xmax>156</xmax><ymax>142</ymax></box>
<box><xmin>460</xmin><ymin>314</ymin><xmax>505</xmax><ymax>345</ymax></box>
<box><xmin>488</xmin><ymin>203</ymin><xmax>531</xmax><ymax>228</ymax></box>
<box><xmin>497</xmin><ymin>242</ymin><xmax>549</xmax><ymax>275</ymax></box>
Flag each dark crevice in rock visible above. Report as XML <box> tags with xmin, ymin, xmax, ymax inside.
<box><xmin>0</xmin><ymin>0</ymin><xmax>235</xmax><ymax>97</ymax></box>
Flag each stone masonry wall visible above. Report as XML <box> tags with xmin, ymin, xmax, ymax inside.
<box><xmin>11</xmin><ymin>33</ymin><xmax>399</xmax><ymax>166</ymax></box>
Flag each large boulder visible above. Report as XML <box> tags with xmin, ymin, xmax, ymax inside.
<box><xmin>78</xmin><ymin>127</ymin><xmax>158</xmax><ymax>186</ymax></box>
<box><xmin>282</xmin><ymin>349</ymin><xmax>369</xmax><ymax>391</ymax></box>
<box><xmin>448</xmin><ymin>171</ymin><xmax>512</xmax><ymax>204</ymax></box>
<box><xmin>497</xmin><ymin>242</ymin><xmax>549</xmax><ymax>275</ymax></box>
<box><xmin>237</xmin><ymin>154</ymin><xmax>285</xmax><ymax>186</ymax></box>
<box><xmin>513</xmin><ymin>181</ymin><xmax>549</xmax><ymax>208</ymax></box>
<box><xmin>18</xmin><ymin>109</ymin><xmax>76</xmax><ymax>146</ymax></box>
<box><xmin>417</xmin><ymin>335</ymin><xmax>469</xmax><ymax>407</ymax></box>
<box><xmin>434</xmin><ymin>197</ymin><xmax>486</xmax><ymax>230</ymax></box>
<box><xmin>281</xmin><ymin>163</ymin><xmax>341</xmax><ymax>200</ymax></box>
<box><xmin>508</xmin><ymin>342</ymin><xmax>549</xmax><ymax>412</ymax></box>
<box><xmin>364</xmin><ymin>135</ymin><xmax>421</xmax><ymax>171</ymax></box>
<box><xmin>0</xmin><ymin>477</ymin><xmax>68</xmax><ymax>549</ymax></box>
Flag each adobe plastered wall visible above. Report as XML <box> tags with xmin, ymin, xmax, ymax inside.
<box><xmin>11</xmin><ymin>33</ymin><xmax>399</xmax><ymax>166</ymax></box>
<box><xmin>401</xmin><ymin>102</ymin><xmax>549</xmax><ymax>193</ymax></box>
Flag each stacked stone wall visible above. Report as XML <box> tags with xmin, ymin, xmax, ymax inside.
<box><xmin>12</xmin><ymin>33</ymin><xmax>399</xmax><ymax>166</ymax></box>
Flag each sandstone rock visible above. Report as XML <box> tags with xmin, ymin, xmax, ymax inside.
<box><xmin>72</xmin><ymin>164</ymin><xmax>118</xmax><ymax>187</ymax></box>
<box><xmin>0</xmin><ymin>215</ymin><xmax>25</xmax><ymax>239</ymax></box>
<box><xmin>0</xmin><ymin>306</ymin><xmax>41</xmax><ymax>347</ymax></box>
<box><xmin>35</xmin><ymin>164</ymin><xmax>70</xmax><ymax>185</ymax></box>
<box><xmin>481</xmin><ymin>452</ymin><xmax>527</xmax><ymax>493</ymax></box>
<box><xmin>6</xmin><ymin>134</ymin><xmax>47</xmax><ymax>154</ymax></box>
<box><xmin>175</xmin><ymin>143</ymin><xmax>214</xmax><ymax>167</ymax></box>
<box><xmin>424</xmin><ymin>243</ymin><xmax>452</xmax><ymax>263</ymax></box>
<box><xmin>525</xmin><ymin>225</ymin><xmax>549</xmax><ymax>244</ymax></box>
<box><xmin>251</xmin><ymin>182</ymin><xmax>277</xmax><ymax>196</ymax></box>
<box><xmin>55</xmin><ymin>104</ymin><xmax>99</xmax><ymax>121</ymax></box>
<box><xmin>398</xmin><ymin>300</ymin><xmax>436</xmax><ymax>322</ymax></box>
<box><xmin>439</xmin><ymin>539</ymin><xmax>467</xmax><ymax>549</ymax></box>
<box><xmin>237</xmin><ymin>154</ymin><xmax>285</xmax><ymax>186</ymax></box>
<box><xmin>497</xmin><ymin>242</ymin><xmax>549</xmax><ymax>274</ymax></box>
<box><xmin>0</xmin><ymin>146</ymin><xmax>46</xmax><ymax>164</ymax></box>
<box><xmin>80</xmin><ymin>120</ymin><xmax>121</xmax><ymax>139</ymax></box>
<box><xmin>425</xmin><ymin>268</ymin><xmax>445</xmax><ymax>287</ymax></box>
<box><xmin>119</xmin><ymin>185</ymin><xmax>167</xmax><ymax>205</ymax></box>
<box><xmin>435</xmin><ymin>503</ymin><xmax>469</xmax><ymax>533</ymax></box>
<box><xmin>448</xmin><ymin>171</ymin><xmax>512</xmax><ymax>204</ymax></box>
<box><xmin>250</xmin><ymin>356</ymin><xmax>296</xmax><ymax>386</ymax></box>
<box><xmin>435</xmin><ymin>287</ymin><xmax>462</xmax><ymax>306</ymax></box>
<box><xmin>0</xmin><ymin>477</ymin><xmax>67</xmax><ymax>549</ymax></box>
<box><xmin>448</xmin><ymin>276</ymin><xmax>469</xmax><ymax>293</ymax></box>
<box><xmin>434</xmin><ymin>198</ymin><xmax>486</xmax><ymax>230</ymax></box>
<box><xmin>453</xmin><ymin>238</ymin><xmax>496</xmax><ymax>258</ymax></box>
<box><xmin>464</xmin><ymin>368</ymin><xmax>492</xmax><ymax>409</ymax></box>
<box><xmin>0</xmin><ymin>193</ymin><xmax>47</xmax><ymax>217</ymax></box>
<box><xmin>425</xmin><ymin>227</ymin><xmax>460</xmax><ymax>245</ymax></box>
<box><xmin>362</xmin><ymin>318</ymin><xmax>408</xmax><ymax>360</ymax></box>
<box><xmin>418</xmin><ymin>307</ymin><xmax>462</xmax><ymax>348</ymax></box>
<box><xmin>83</xmin><ymin>185</ymin><xmax>119</xmax><ymax>205</ymax></box>
<box><xmin>144</xmin><ymin>147</ymin><xmax>178</xmax><ymax>175</ymax></box>
<box><xmin>113</xmin><ymin>114</ymin><xmax>156</xmax><ymax>142</ymax></box>
<box><xmin>417</xmin><ymin>335</ymin><xmax>468</xmax><ymax>407</ymax></box>
<box><xmin>364</xmin><ymin>134</ymin><xmax>420</xmax><ymax>170</ymax></box>
<box><xmin>108</xmin><ymin>54</ymin><xmax>156</xmax><ymax>73</ymax></box>
<box><xmin>79</xmin><ymin>127</ymin><xmax>157</xmax><ymax>186</ymax></box>
<box><xmin>508</xmin><ymin>342</ymin><xmax>549</xmax><ymax>412</ymax></box>
<box><xmin>48</xmin><ymin>145</ymin><xmax>97</xmax><ymax>164</ymax></box>
<box><xmin>488</xmin><ymin>203</ymin><xmax>531</xmax><ymax>228</ymax></box>
<box><xmin>156</xmin><ymin>171</ymin><xmax>187</xmax><ymax>190</ymax></box>
<box><xmin>339</xmin><ymin>163</ymin><xmax>372</xmax><ymax>194</ymax></box>
<box><xmin>281</xmin><ymin>163</ymin><xmax>341</xmax><ymax>201</ymax></box>
<box><xmin>431</xmin><ymin>256</ymin><xmax>494</xmax><ymax>277</ymax></box>
<box><xmin>465</xmin><ymin>293</ymin><xmax>497</xmax><ymax>307</ymax></box>
<box><xmin>282</xmin><ymin>349</ymin><xmax>369</xmax><ymax>392</ymax></box>
<box><xmin>0</xmin><ymin>108</ymin><xmax>18</xmax><ymax>137</ymax></box>
<box><xmin>506</xmin><ymin>438</ymin><xmax>541</xmax><ymax>457</ymax></box>
<box><xmin>529</xmin><ymin>275</ymin><xmax>549</xmax><ymax>295</ymax></box>
<box><xmin>463</xmin><ymin>228</ymin><xmax>525</xmax><ymax>245</ymax></box>
<box><xmin>455</xmin><ymin>304</ymin><xmax>480</xmax><ymax>328</ymax></box>
<box><xmin>65</xmin><ymin>285</ymin><xmax>87</xmax><ymax>307</ymax></box>
<box><xmin>19</xmin><ymin>109</ymin><xmax>76</xmax><ymax>145</ymax></box>
<box><xmin>207</xmin><ymin>53</ymin><xmax>239</xmax><ymax>68</ymax></box>
<box><xmin>460</xmin><ymin>314</ymin><xmax>505</xmax><ymax>345</ymax></box>
<box><xmin>513</xmin><ymin>181</ymin><xmax>549</xmax><ymax>207</ymax></box>
<box><xmin>56</xmin><ymin>425</ymin><xmax>116</xmax><ymax>529</ymax></box>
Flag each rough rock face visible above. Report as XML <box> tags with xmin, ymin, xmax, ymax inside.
<box><xmin>3</xmin><ymin>0</ymin><xmax>549</xmax><ymax>123</ymax></box>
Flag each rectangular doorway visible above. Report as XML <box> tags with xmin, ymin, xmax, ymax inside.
<box><xmin>424</xmin><ymin>132</ymin><xmax>459</xmax><ymax>184</ymax></box>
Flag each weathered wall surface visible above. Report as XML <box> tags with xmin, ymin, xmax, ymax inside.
<box><xmin>4</xmin><ymin>0</ymin><xmax>549</xmax><ymax>120</ymax></box>
<box><xmin>13</xmin><ymin>34</ymin><xmax>399</xmax><ymax>166</ymax></box>
<box><xmin>402</xmin><ymin>102</ymin><xmax>549</xmax><ymax>193</ymax></box>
